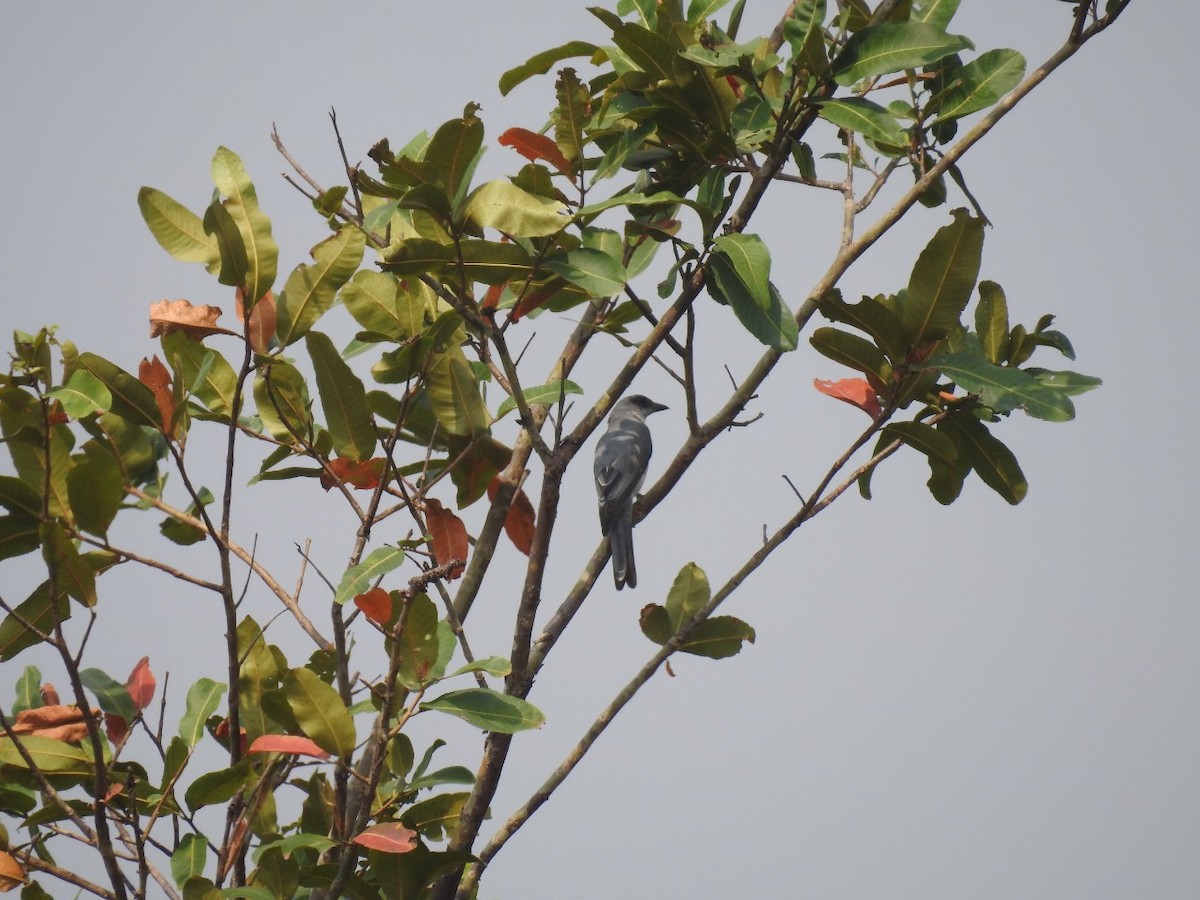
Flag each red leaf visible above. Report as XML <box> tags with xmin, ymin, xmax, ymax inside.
<box><xmin>249</xmin><ymin>734</ymin><xmax>331</xmax><ymax>760</ymax></box>
<box><xmin>481</xmin><ymin>283</ymin><xmax>505</xmax><ymax>312</ymax></box>
<box><xmin>105</xmin><ymin>712</ymin><xmax>129</xmax><ymax>744</ymax></box>
<box><xmin>40</xmin><ymin>683</ymin><xmax>60</xmax><ymax>706</ymax></box>
<box><xmin>0</xmin><ymin>849</ymin><xmax>26</xmax><ymax>892</ymax></box>
<box><xmin>215</xmin><ymin>718</ymin><xmax>249</xmax><ymax>755</ymax></box>
<box><xmin>424</xmin><ymin>498</ymin><xmax>468</xmax><ymax>578</ymax></box>
<box><xmin>498</xmin><ymin>126</ymin><xmax>572</xmax><ymax>174</ymax></box>
<box><xmin>149</xmin><ymin>298</ymin><xmax>236</xmax><ymax>340</ymax></box>
<box><xmin>354</xmin><ymin>587</ymin><xmax>393</xmax><ymax>625</ymax></box>
<box><xmin>352</xmin><ymin>822</ymin><xmax>419</xmax><ymax>854</ymax></box>
<box><xmin>813</xmin><ymin>378</ymin><xmax>882</xmax><ymax>420</ymax></box>
<box><xmin>124</xmin><ymin>656</ymin><xmax>156</xmax><ymax>711</ymax></box>
<box><xmin>487</xmin><ymin>478</ymin><xmax>536</xmax><ymax>556</ymax></box>
<box><xmin>236</xmin><ymin>287</ymin><xmax>278</xmax><ymax>353</ymax></box>
<box><xmin>321</xmin><ymin>457</ymin><xmax>386</xmax><ymax>491</ymax></box>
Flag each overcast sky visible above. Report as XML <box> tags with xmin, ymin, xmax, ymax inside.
<box><xmin>2</xmin><ymin>2</ymin><xmax>1197</xmax><ymax>899</ymax></box>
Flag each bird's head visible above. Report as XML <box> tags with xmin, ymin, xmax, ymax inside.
<box><xmin>613</xmin><ymin>395</ymin><xmax>669</xmax><ymax>421</ymax></box>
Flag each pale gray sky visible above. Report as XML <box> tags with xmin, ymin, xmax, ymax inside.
<box><xmin>2</xmin><ymin>3</ymin><xmax>1197</xmax><ymax>899</ymax></box>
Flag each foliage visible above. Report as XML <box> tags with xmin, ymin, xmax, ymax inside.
<box><xmin>0</xmin><ymin>2</ymin><xmax>1127</xmax><ymax>898</ymax></box>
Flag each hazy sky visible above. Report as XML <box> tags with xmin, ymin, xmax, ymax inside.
<box><xmin>2</xmin><ymin>3</ymin><xmax>1197</xmax><ymax>899</ymax></box>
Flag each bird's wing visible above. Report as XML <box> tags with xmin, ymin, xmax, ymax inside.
<box><xmin>594</xmin><ymin>420</ymin><xmax>652</xmax><ymax>535</ymax></box>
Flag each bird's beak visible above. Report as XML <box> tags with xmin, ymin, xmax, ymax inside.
<box><xmin>650</xmin><ymin>401</ymin><xmax>669</xmax><ymax>414</ymax></box>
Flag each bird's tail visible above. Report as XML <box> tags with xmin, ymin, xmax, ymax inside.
<box><xmin>609</xmin><ymin>512</ymin><xmax>636</xmax><ymax>590</ymax></box>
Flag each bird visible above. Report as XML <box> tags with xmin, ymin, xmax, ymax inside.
<box><xmin>593</xmin><ymin>394</ymin><xmax>668</xmax><ymax>590</ymax></box>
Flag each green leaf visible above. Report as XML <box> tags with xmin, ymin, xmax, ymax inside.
<box><xmin>941</xmin><ymin>412</ymin><xmax>1026</xmax><ymax>504</ymax></box>
<box><xmin>494</xmin><ymin>380</ymin><xmax>583</xmax><ymax>420</ymax></box>
<box><xmin>902</xmin><ymin>208</ymin><xmax>984</xmax><ymax>344</ymax></box>
<box><xmin>0</xmin><ymin>515</ymin><xmax>39</xmax><ymax>562</ymax></box>
<box><xmin>0</xmin><ymin>583</ymin><xmax>69</xmax><ymax>661</ymax></box>
<box><xmin>679</xmin><ymin>616</ymin><xmax>756</xmax><ymax>658</ymax></box>
<box><xmin>275</xmin><ymin>224</ymin><xmax>366</xmax><ymax>345</ymax></box>
<box><xmin>334</xmin><ymin>546</ymin><xmax>407</xmax><ymax>605</ymax></box>
<box><xmin>459</xmin><ymin>180</ymin><xmax>567</xmax><ymax>238</ymax></box>
<box><xmin>171</xmin><ymin>835</ymin><xmax>210</xmax><ymax>889</ymax></box>
<box><xmin>817</xmin><ymin>292</ymin><xmax>908</xmax><ymax>364</ymax></box>
<box><xmin>499</xmin><ymin>40</ymin><xmax>599</xmax><ymax>95</ymax></box>
<box><xmin>204</xmin><ymin>197</ymin><xmax>250</xmax><ymax>290</ymax></box>
<box><xmin>932</xmin><ymin>48</ymin><xmax>1025</xmax><ymax>122</ymax></box>
<box><xmin>688</xmin><ymin>0</ymin><xmax>736</xmax><ymax>23</ymax></box>
<box><xmin>783</xmin><ymin>0</ymin><xmax>829</xmax><ymax>75</ymax></box>
<box><xmin>882</xmin><ymin>420</ymin><xmax>957</xmax><ymax>464</ymax></box>
<box><xmin>254</xmin><ymin>358</ymin><xmax>312</xmax><ymax>442</ymax></box>
<box><xmin>80</xmin><ymin>667</ymin><xmax>137</xmax><ymax>721</ymax></box>
<box><xmin>11</xmin><ymin>665</ymin><xmax>42</xmax><ymax>715</ymax></box>
<box><xmin>47</xmin><ymin>369</ymin><xmax>111</xmax><ymax>419</ymax></box>
<box><xmin>40</xmin><ymin>521</ymin><xmax>96</xmax><ymax>606</ymax></box>
<box><xmin>929</xmin><ymin>351</ymin><xmax>1076</xmax><ymax>421</ymax></box>
<box><xmin>1026</xmin><ymin>368</ymin><xmax>1102</xmax><ymax>397</ymax></box>
<box><xmin>420</xmin><ymin>688</ymin><xmax>545</xmax><ymax>733</ymax></box>
<box><xmin>574</xmin><ymin>190</ymin><xmax>713</xmax><ymax>235</ymax></box>
<box><xmin>185</xmin><ymin>759</ymin><xmax>253</xmax><ymax>811</ymax></box>
<box><xmin>812</xmin><ymin>98</ymin><xmax>907</xmax><ymax>145</ymax></box>
<box><xmin>380</xmin><ymin>238</ymin><xmax>455</xmax><ymax>278</ymax></box>
<box><xmin>974</xmin><ymin>280</ymin><xmax>1009</xmax><ymax>364</ymax></box>
<box><xmin>73</xmin><ymin>353</ymin><xmax>161</xmax><ymax>428</ymax></box>
<box><xmin>912</xmin><ymin>0</ymin><xmax>961</xmax><ymax>29</ymax></box>
<box><xmin>713</xmin><ymin>234</ymin><xmax>771</xmax><ymax>310</ymax></box>
<box><xmin>162</xmin><ymin>331</ymin><xmax>237</xmax><ymax>418</ymax></box>
<box><xmin>283</xmin><ymin>668</ymin><xmax>356</xmax><ymax>757</ymax></box>
<box><xmin>832</xmin><ymin>22</ymin><xmax>973</xmax><ymax>85</ymax></box>
<box><xmin>0</xmin><ymin>475</ymin><xmax>42</xmax><ymax>519</ymax></box>
<box><xmin>541</xmin><ymin>248</ymin><xmax>627</xmax><ymax>297</ymax></box>
<box><xmin>179</xmin><ymin>678</ymin><xmax>226</xmax><ymax>747</ymax></box>
<box><xmin>396</xmin><ymin>593</ymin><xmax>441</xmax><ymax>691</ymax></box>
<box><xmin>138</xmin><ymin>187</ymin><xmax>221</xmax><ymax>273</ymax></box>
<box><xmin>449</xmin><ymin>656</ymin><xmax>511</xmax><ymax>678</ymax></box>
<box><xmin>210</xmin><ymin>147</ymin><xmax>278</xmax><ymax>304</ymax></box>
<box><xmin>426</xmin><ymin>109</ymin><xmax>484</xmax><ymax>198</ymax></box>
<box><xmin>67</xmin><ymin>441</ymin><xmax>124</xmax><ymax>538</ymax></box>
<box><xmin>706</xmin><ymin>257</ymin><xmax>798</xmax><ymax>351</ymax></box>
<box><xmin>553</xmin><ymin>67</ymin><xmax>590</xmax><ymax>165</ymax></box>
<box><xmin>306</xmin><ymin>331</ymin><xmax>377</xmax><ymax>461</ymax></box>
<box><xmin>0</xmin><ymin>734</ymin><xmax>96</xmax><ymax>776</ymax></box>
<box><xmin>341</xmin><ymin>270</ymin><xmax>426</xmax><ymax>340</ymax></box>
<box><xmin>809</xmin><ymin>327</ymin><xmax>891</xmax><ymax>383</ymax></box>
<box><xmin>665</xmin><ymin>562</ymin><xmax>710</xmax><ymax>631</ymax></box>
<box><xmin>426</xmin><ymin>350</ymin><xmax>491</xmax><ymax>438</ymax></box>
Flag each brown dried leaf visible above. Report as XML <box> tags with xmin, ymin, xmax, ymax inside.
<box><xmin>138</xmin><ymin>356</ymin><xmax>175</xmax><ymax>431</ymax></box>
<box><xmin>236</xmin><ymin>287</ymin><xmax>277</xmax><ymax>353</ymax></box>
<box><xmin>105</xmin><ymin>712</ymin><xmax>129</xmax><ymax>744</ymax></box>
<box><xmin>424</xmin><ymin>498</ymin><xmax>468</xmax><ymax>579</ymax></box>
<box><xmin>320</xmin><ymin>457</ymin><xmax>386</xmax><ymax>491</ymax></box>
<box><xmin>11</xmin><ymin>704</ymin><xmax>98</xmax><ymax>743</ymax></box>
<box><xmin>149</xmin><ymin>299</ymin><xmax>236</xmax><ymax>340</ymax></box>
<box><xmin>40</xmin><ymin>683</ymin><xmax>60</xmax><ymax>706</ymax></box>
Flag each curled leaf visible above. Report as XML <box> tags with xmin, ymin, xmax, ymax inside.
<box><xmin>813</xmin><ymin>377</ymin><xmax>882</xmax><ymax>420</ymax></box>
<box><xmin>236</xmin><ymin>287</ymin><xmax>277</xmax><ymax>352</ymax></box>
<box><xmin>10</xmin><ymin>704</ymin><xmax>99</xmax><ymax>743</ymax></box>
<box><xmin>149</xmin><ymin>299</ymin><xmax>235</xmax><ymax>340</ymax></box>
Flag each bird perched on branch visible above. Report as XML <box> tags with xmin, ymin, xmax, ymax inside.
<box><xmin>593</xmin><ymin>395</ymin><xmax>668</xmax><ymax>590</ymax></box>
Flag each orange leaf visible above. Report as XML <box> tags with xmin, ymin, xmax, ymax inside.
<box><xmin>354</xmin><ymin>587</ymin><xmax>393</xmax><ymax>625</ymax></box>
<box><xmin>40</xmin><ymin>683</ymin><xmax>59</xmax><ymax>705</ymax></box>
<box><xmin>0</xmin><ymin>849</ymin><xmax>26</xmax><ymax>891</ymax></box>
<box><xmin>215</xmin><ymin>718</ymin><xmax>249</xmax><ymax>755</ymax></box>
<box><xmin>481</xmin><ymin>283</ymin><xmax>505</xmax><ymax>312</ymax></box>
<box><xmin>249</xmin><ymin>734</ymin><xmax>331</xmax><ymax>760</ymax></box>
<box><xmin>149</xmin><ymin>299</ymin><xmax>236</xmax><ymax>340</ymax></box>
<box><xmin>11</xmin><ymin>704</ymin><xmax>97</xmax><ymax>743</ymax></box>
<box><xmin>813</xmin><ymin>377</ymin><xmax>882</xmax><ymax>420</ymax></box>
<box><xmin>236</xmin><ymin>287</ymin><xmax>277</xmax><ymax>353</ymax></box>
<box><xmin>487</xmin><ymin>478</ymin><xmax>536</xmax><ymax>556</ymax></box>
<box><xmin>352</xmin><ymin>822</ymin><xmax>419</xmax><ymax>854</ymax></box>
<box><xmin>138</xmin><ymin>356</ymin><xmax>175</xmax><ymax>432</ymax></box>
<box><xmin>498</xmin><ymin>126</ymin><xmax>572</xmax><ymax>174</ymax></box>
<box><xmin>424</xmin><ymin>498</ymin><xmax>468</xmax><ymax>579</ymax></box>
<box><xmin>321</xmin><ymin>457</ymin><xmax>387</xmax><ymax>491</ymax></box>
<box><xmin>511</xmin><ymin>285</ymin><xmax>561</xmax><ymax>322</ymax></box>
<box><xmin>124</xmin><ymin>656</ymin><xmax>156</xmax><ymax>711</ymax></box>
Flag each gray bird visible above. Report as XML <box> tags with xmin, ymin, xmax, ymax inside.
<box><xmin>593</xmin><ymin>394</ymin><xmax>668</xmax><ymax>590</ymax></box>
